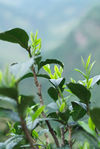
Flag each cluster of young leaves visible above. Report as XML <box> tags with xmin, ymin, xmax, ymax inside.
<box><xmin>0</xmin><ymin>28</ymin><xmax>100</xmax><ymax>149</ymax></box>
<box><xmin>30</xmin><ymin>31</ymin><xmax>41</xmax><ymax>56</ymax></box>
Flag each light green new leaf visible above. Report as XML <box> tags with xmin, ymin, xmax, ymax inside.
<box><xmin>32</xmin><ymin>130</ymin><xmax>38</xmax><ymax>139</ymax></box>
<box><xmin>88</xmin><ymin>117</ymin><xmax>95</xmax><ymax>131</ymax></box>
<box><xmin>78</xmin><ymin>121</ymin><xmax>96</xmax><ymax>138</ymax></box>
<box><xmin>86</xmin><ymin>55</ymin><xmax>91</xmax><ymax>70</ymax></box>
<box><xmin>30</xmin><ymin>32</ymin><xmax>34</xmax><ymax>43</ymax></box>
<box><xmin>35</xmin><ymin>31</ymin><xmax>38</xmax><ymax>41</ymax></box>
<box><xmin>43</xmin><ymin>64</ymin><xmax>51</xmax><ymax>75</ymax></box>
<box><xmin>88</xmin><ymin>61</ymin><xmax>96</xmax><ymax>75</ymax></box>
<box><xmin>74</xmin><ymin>68</ymin><xmax>86</xmax><ymax>78</ymax></box>
<box><xmin>54</xmin><ymin>65</ymin><xmax>61</xmax><ymax>78</ymax></box>
<box><xmin>83</xmin><ymin>141</ymin><xmax>90</xmax><ymax>149</ymax></box>
<box><xmin>90</xmin><ymin>108</ymin><xmax>100</xmax><ymax>130</ymax></box>
<box><xmin>59</xmin><ymin>102</ymin><xmax>65</xmax><ymax>112</ymax></box>
<box><xmin>32</xmin><ymin>106</ymin><xmax>45</xmax><ymax>121</ymax></box>
<box><xmin>0</xmin><ymin>71</ymin><xmax>2</xmax><ymax>84</ymax></box>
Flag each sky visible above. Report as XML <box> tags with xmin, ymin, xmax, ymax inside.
<box><xmin>0</xmin><ymin>0</ymin><xmax>99</xmax><ymax>68</ymax></box>
<box><xmin>0</xmin><ymin>0</ymin><xmax>98</xmax><ymax>50</ymax></box>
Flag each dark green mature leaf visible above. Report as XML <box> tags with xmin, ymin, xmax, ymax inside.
<box><xmin>48</xmin><ymin>87</ymin><xmax>58</xmax><ymax>101</ymax></box>
<box><xmin>34</xmin><ymin>56</ymin><xmax>42</xmax><ymax>65</ymax></box>
<box><xmin>0</xmin><ymin>96</ymin><xmax>17</xmax><ymax>111</ymax></box>
<box><xmin>49</xmin><ymin>78</ymin><xmax>63</xmax><ymax>88</ymax></box>
<box><xmin>48</xmin><ymin>112</ymin><xmax>59</xmax><ymax>119</ymax></box>
<box><xmin>38</xmin><ymin>59</ymin><xmax>64</xmax><ymax>71</ymax></box>
<box><xmin>19</xmin><ymin>73</ymin><xmax>50</xmax><ymax>82</ymax></box>
<box><xmin>37</xmin><ymin>74</ymin><xmax>50</xmax><ymax>79</ymax></box>
<box><xmin>0</xmin><ymin>108</ymin><xmax>19</xmax><ymax>121</ymax></box>
<box><xmin>71</xmin><ymin>101</ymin><xmax>87</xmax><ymax>121</ymax></box>
<box><xmin>18</xmin><ymin>95</ymin><xmax>35</xmax><ymax>117</ymax></box>
<box><xmin>90</xmin><ymin>108</ymin><xmax>100</xmax><ymax>130</ymax></box>
<box><xmin>0</xmin><ymin>28</ymin><xmax>29</xmax><ymax>49</ymax></box>
<box><xmin>19</xmin><ymin>72</ymin><xmax>33</xmax><ymax>82</ymax></box>
<box><xmin>91</xmin><ymin>75</ymin><xmax>100</xmax><ymax>86</ymax></box>
<box><xmin>67</xmin><ymin>83</ymin><xmax>91</xmax><ymax>103</ymax></box>
<box><xmin>10</xmin><ymin>58</ymin><xmax>34</xmax><ymax>81</ymax></box>
<box><xmin>13</xmin><ymin>122</ymin><xmax>22</xmax><ymax>135</ymax></box>
<box><xmin>58</xmin><ymin>109</ymin><xmax>70</xmax><ymax>123</ymax></box>
<box><xmin>47</xmin><ymin>109</ymin><xmax>70</xmax><ymax>124</ymax></box>
<box><xmin>0</xmin><ymin>87</ymin><xmax>18</xmax><ymax>100</ymax></box>
<box><xmin>59</xmin><ymin>78</ymin><xmax>65</xmax><ymax>92</ymax></box>
<box><xmin>97</xmin><ymin>80</ymin><xmax>100</xmax><ymax>85</ymax></box>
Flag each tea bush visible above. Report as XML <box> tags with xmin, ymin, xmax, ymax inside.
<box><xmin>0</xmin><ymin>28</ymin><xmax>100</xmax><ymax>149</ymax></box>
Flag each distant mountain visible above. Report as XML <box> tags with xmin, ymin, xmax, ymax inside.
<box><xmin>44</xmin><ymin>5</ymin><xmax>100</xmax><ymax>105</ymax></box>
<box><xmin>0</xmin><ymin>0</ymin><xmax>98</xmax><ymax>70</ymax></box>
<box><xmin>47</xmin><ymin>5</ymin><xmax>100</xmax><ymax>78</ymax></box>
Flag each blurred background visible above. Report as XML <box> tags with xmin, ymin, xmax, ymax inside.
<box><xmin>0</xmin><ymin>0</ymin><xmax>100</xmax><ymax>142</ymax></box>
<box><xmin>0</xmin><ymin>0</ymin><xmax>100</xmax><ymax>69</ymax></box>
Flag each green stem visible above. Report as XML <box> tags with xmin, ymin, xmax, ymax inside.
<box><xmin>58</xmin><ymin>87</ymin><xmax>64</xmax><ymax>102</ymax></box>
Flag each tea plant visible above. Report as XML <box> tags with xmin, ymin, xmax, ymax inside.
<box><xmin>0</xmin><ymin>28</ymin><xmax>100</xmax><ymax>149</ymax></box>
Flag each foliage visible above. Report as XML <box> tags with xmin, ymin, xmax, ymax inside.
<box><xmin>0</xmin><ymin>28</ymin><xmax>100</xmax><ymax>149</ymax></box>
